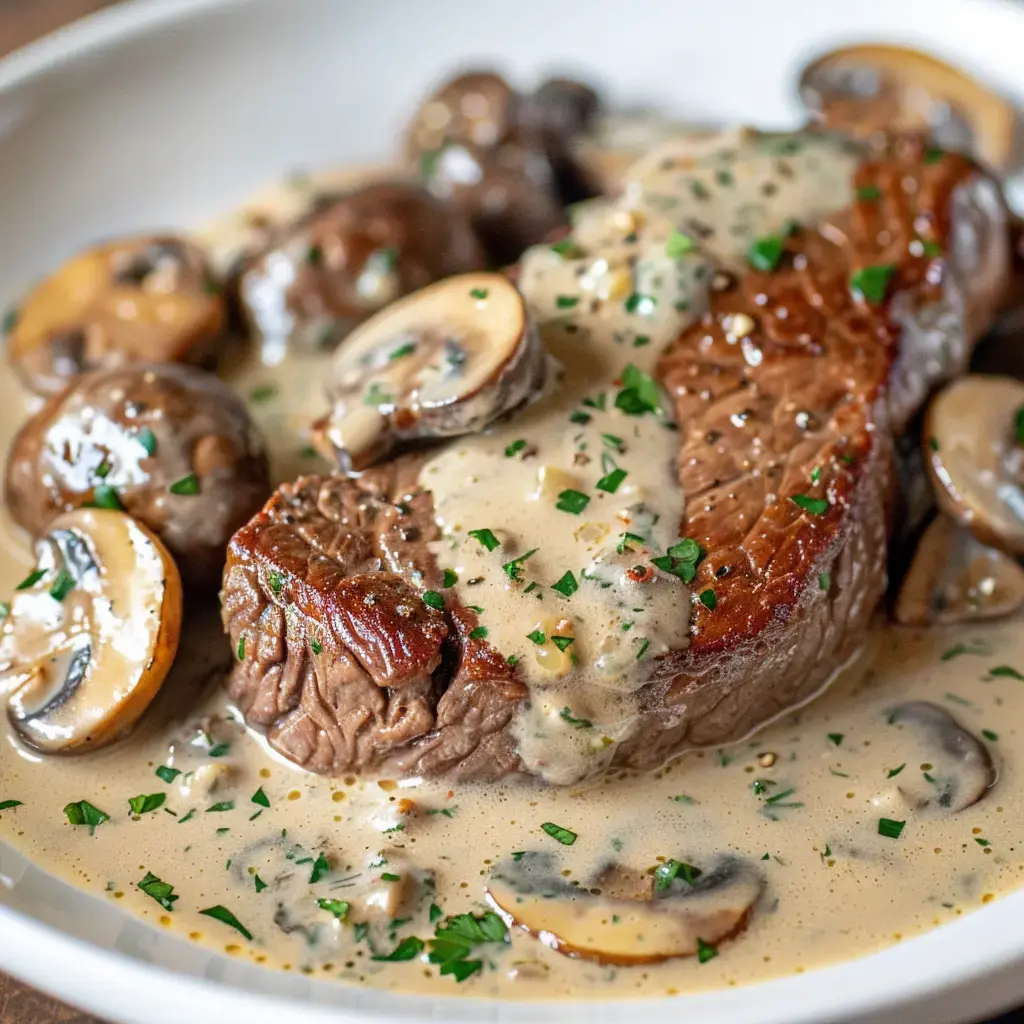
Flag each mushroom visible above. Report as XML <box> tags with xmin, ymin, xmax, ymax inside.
<box><xmin>798</xmin><ymin>44</ymin><xmax>1017</xmax><ymax>173</ymax></box>
<box><xmin>7</xmin><ymin>235</ymin><xmax>225</xmax><ymax>396</ymax></box>
<box><xmin>885</xmin><ymin>702</ymin><xmax>996</xmax><ymax>813</ymax></box>
<box><xmin>485</xmin><ymin>854</ymin><xmax>762</xmax><ymax>965</ymax></box>
<box><xmin>238</xmin><ymin>182</ymin><xmax>484</xmax><ymax>358</ymax></box>
<box><xmin>313</xmin><ymin>272</ymin><xmax>545</xmax><ymax>470</ymax></box>
<box><xmin>405</xmin><ymin>69</ymin><xmax>567</xmax><ymax>266</ymax></box>
<box><xmin>0</xmin><ymin>508</ymin><xmax>182</xmax><ymax>753</ymax></box>
<box><xmin>5</xmin><ymin>363</ymin><xmax>271</xmax><ymax>588</ymax></box>
<box><xmin>894</xmin><ymin>514</ymin><xmax>1024</xmax><ymax>625</ymax></box>
<box><xmin>923</xmin><ymin>375</ymin><xmax>1024</xmax><ymax>555</ymax></box>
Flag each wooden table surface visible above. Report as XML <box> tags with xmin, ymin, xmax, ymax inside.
<box><xmin>2</xmin><ymin>2</ymin><xmax>1024</xmax><ymax>1023</ymax></box>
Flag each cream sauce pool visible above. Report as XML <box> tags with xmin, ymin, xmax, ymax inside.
<box><xmin>0</xmin><ymin>134</ymin><xmax>1021</xmax><ymax>1002</ymax></box>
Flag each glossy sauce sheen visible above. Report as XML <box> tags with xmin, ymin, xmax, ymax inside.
<box><xmin>0</xmin><ymin>138</ymin><xmax>1022</xmax><ymax>1001</ymax></box>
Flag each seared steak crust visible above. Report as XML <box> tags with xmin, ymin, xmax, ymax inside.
<box><xmin>222</xmin><ymin>459</ymin><xmax>526</xmax><ymax>776</ymax></box>
<box><xmin>223</xmin><ymin>139</ymin><xmax>1008</xmax><ymax>779</ymax></box>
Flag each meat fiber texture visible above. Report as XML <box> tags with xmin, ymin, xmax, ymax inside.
<box><xmin>221</xmin><ymin>137</ymin><xmax>1008</xmax><ymax>779</ymax></box>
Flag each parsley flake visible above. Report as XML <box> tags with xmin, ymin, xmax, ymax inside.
<box><xmin>541</xmin><ymin>821</ymin><xmax>577</xmax><ymax>845</ymax></box>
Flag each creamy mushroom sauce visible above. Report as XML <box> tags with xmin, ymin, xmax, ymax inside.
<box><xmin>1</xmin><ymin>131</ymin><xmax>1024</xmax><ymax>1001</ymax></box>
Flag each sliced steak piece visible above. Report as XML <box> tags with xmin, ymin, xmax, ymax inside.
<box><xmin>221</xmin><ymin>459</ymin><xmax>526</xmax><ymax>777</ymax></box>
<box><xmin>222</xmin><ymin>138</ymin><xmax>1008</xmax><ymax>780</ymax></box>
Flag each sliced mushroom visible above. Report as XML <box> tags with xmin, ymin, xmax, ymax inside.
<box><xmin>885</xmin><ymin>701</ymin><xmax>996</xmax><ymax>813</ymax></box>
<box><xmin>7</xmin><ymin>235</ymin><xmax>225</xmax><ymax>395</ymax></box>
<box><xmin>313</xmin><ymin>272</ymin><xmax>545</xmax><ymax>470</ymax></box>
<box><xmin>486</xmin><ymin>854</ymin><xmax>762</xmax><ymax>965</ymax></box>
<box><xmin>0</xmin><ymin>509</ymin><xmax>182</xmax><ymax>752</ymax></box>
<box><xmin>923</xmin><ymin>375</ymin><xmax>1024</xmax><ymax>554</ymax></box>
<box><xmin>895</xmin><ymin>514</ymin><xmax>1024</xmax><ymax>625</ymax></box>
<box><xmin>798</xmin><ymin>44</ymin><xmax>1017</xmax><ymax>173</ymax></box>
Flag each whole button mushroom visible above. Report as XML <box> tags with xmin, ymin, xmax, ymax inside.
<box><xmin>406</xmin><ymin>70</ymin><xmax>568</xmax><ymax>266</ymax></box>
<box><xmin>238</xmin><ymin>181</ymin><xmax>484</xmax><ymax>358</ymax></box>
<box><xmin>312</xmin><ymin>272</ymin><xmax>545</xmax><ymax>470</ymax></box>
<box><xmin>6</xmin><ymin>235</ymin><xmax>225</xmax><ymax>396</ymax></box>
<box><xmin>0</xmin><ymin>509</ymin><xmax>182</xmax><ymax>753</ymax></box>
<box><xmin>923</xmin><ymin>375</ymin><xmax>1024</xmax><ymax>555</ymax></box>
<box><xmin>5</xmin><ymin>363</ymin><xmax>270</xmax><ymax>587</ymax></box>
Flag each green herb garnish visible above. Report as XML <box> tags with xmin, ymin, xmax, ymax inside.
<box><xmin>698</xmin><ymin>589</ymin><xmax>716</xmax><ymax>610</ymax></box>
<box><xmin>748</xmin><ymin>235</ymin><xmax>784</xmax><ymax>272</ymax></box>
<box><xmin>791</xmin><ymin>494</ymin><xmax>829</xmax><ymax>515</ymax></box>
<box><xmin>559</xmin><ymin>706</ymin><xmax>591</xmax><ymax>728</ymax></box>
<box><xmin>878</xmin><ymin>817</ymin><xmax>905</xmax><ymax>839</ymax></box>
<box><xmin>696</xmin><ymin>938</ymin><xmax>718</xmax><ymax>963</ymax></box>
<box><xmin>251</xmin><ymin>787</ymin><xmax>270</xmax><ymax>808</ymax></box>
<box><xmin>138</xmin><ymin>872</ymin><xmax>178</xmax><ymax>911</ymax></box>
<box><xmin>551</xmin><ymin>571</ymin><xmax>578</xmax><ymax>597</ymax></box>
<box><xmin>372</xmin><ymin>936</ymin><xmax>425</xmax><ymax>962</ymax></box>
<box><xmin>614</xmin><ymin>364</ymin><xmax>662</xmax><ymax>416</ymax></box>
<box><xmin>651</xmin><ymin>537</ymin><xmax>703</xmax><ymax>583</ymax></box>
<box><xmin>541</xmin><ymin>821</ymin><xmax>577</xmax><ymax>846</ymax></box>
<box><xmin>63</xmin><ymin>800</ymin><xmax>109</xmax><ymax>833</ymax></box>
<box><xmin>128</xmin><ymin>793</ymin><xmax>166</xmax><ymax>815</ymax></box>
<box><xmin>502</xmin><ymin>548</ymin><xmax>538</xmax><ymax>583</ymax></box>
<box><xmin>427</xmin><ymin>911</ymin><xmax>508</xmax><ymax>982</ymax></box>
<box><xmin>556</xmin><ymin>295</ymin><xmax>579</xmax><ymax>309</ymax></box>
<box><xmin>850</xmin><ymin>264</ymin><xmax>896</xmax><ymax>305</ymax></box>
<box><xmin>469</xmin><ymin>626</ymin><xmax>488</xmax><ymax>640</ymax></box>
<box><xmin>857</xmin><ymin>185</ymin><xmax>881</xmax><ymax>200</ymax></box>
<box><xmin>654</xmin><ymin>859</ymin><xmax>701</xmax><ymax>890</ymax></box>
<box><xmin>551</xmin><ymin>636</ymin><xmax>575</xmax><ymax>653</ymax></box>
<box><xmin>596</xmin><ymin>468</ymin><xmax>627</xmax><ymax>494</ymax></box>
<box><xmin>169</xmin><ymin>473</ymin><xmax>200</xmax><ymax>496</ymax></box>
<box><xmin>317</xmin><ymin>898</ymin><xmax>349</xmax><ymax>919</ymax></box>
<box><xmin>199</xmin><ymin>905</ymin><xmax>253</xmax><ymax>940</ymax></box>
<box><xmin>48</xmin><ymin>566</ymin><xmax>75</xmax><ymax>602</ymax></box>
<box><xmin>468</xmin><ymin>528</ymin><xmax>500</xmax><ymax>552</ymax></box>
<box><xmin>555</xmin><ymin>489</ymin><xmax>590</xmax><ymax>515</ymax></box>
<box><xmin>422</xmin><ymin>590</ymin><xmax>445</xmax><ymax>611</ymax></box>
<box><xmin>527</xmin><ymin>630</ymin><xmax>546</xmax><ymax>646</ymax></box>
<box><xmin>0</xmin><ymin>800</ymin><xmax>23</xmax><ymax>810</ymax></box>
<box><xmin>505</xmin><ymin>439</ymin><xmax>527</xmax><ymax>458</ymax></box>
<box><xmin>666</xmin><ymin>230</ymin><xmax>696</xmax><ymax>258</ymax></box>
<box><xmin>309</xmin><ymin>852</ymin><xmax>331</xmax><ymax>883</ymax></box>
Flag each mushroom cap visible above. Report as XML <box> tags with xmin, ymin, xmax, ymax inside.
<box><xmin>923</xmin><ymin>375</ymin><xmax>1024</xmax><ymax>555</ymax></box>
<box><xmin>894</xmin><ymin>514</ymin><xmax>1024</xmax><ymax>626</ymax></box>
<box><xmin>7</xmin><ymin>235</ymin><xmax>225</xmax><ymax>396</ymax></box>
<box><xmin>0</xmin><ymin>508</ymin><xmax>182</xmax><ymax>753</ymax></box>
<box><xmin>486</xmin><ymin>854</ymin><xmax>762</xmax><ymax>965</ymax></box>
<box><xmin>798</xmin><ymin>44</ymin><xmax>1017</xmax><ymax>173</ymax></box>
<box><xmin>314</xmin><ymin>272</ymin><xmax>545</xmax><ymax>469</ymax></box>
<box><xmin>5</xmin><ymin>363</ymin><xmax>271</xmax><ymax>588</ymax></box>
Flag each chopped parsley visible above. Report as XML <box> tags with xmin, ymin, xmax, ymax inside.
<box><xmin>0</xmin><ymin>800</ymin><xmax>22</xmax><ymax>810</ymax></box>
<box><xmin>249</xmin><ymin>384</ymin><xmax>278</xmax><ymax>403</ymax></box>
<box><xmin>791</xmin><ymin>494</ymin><xmax>829</xmax><ymax>515</ymax></box>
<box><xmin>827</xmin><ymin>733</ymin><xmax>843</xmax><ymax>746</ymax></box>
<box><xmin>309</xmin><ymin>852</ymin><xmax>331</xmax><ymax>883</ymax></box>
<box><xmin>617</xmin><ymin>532</ymin><xmax>645</xmax><ymax>555</ymax></box>
<box><xmin>442</xmin><ymin>569</ymin><xmax>458</xmax><ymax>588</ymax></box>
<box><xmin>469</xmin><ymin>626</ymin><xmax>488</xmax><ymax>640</ymax></box>
<box><xmin>555</xmin><ymin>295</ymin><xmax>579</xmax><ymax>309</ymax></box>
<box><xmin>541</xmin><ymin>821</ymin><xmax>577</xmax><ymax>846</ymax></box>
<box><xmin>15</xmin><ymin>568</ymin><xmax>45</xmax><ymax>591</ymax></box>
<box><xmin>504</xmin><ymin>439</ymin><xmax>527</xmax><ymax>458</ymax></box>
<box><xmin>268</xmin><ymin>571</ymin><xmax>284</xmax><ymax>594</ymax></box>
<box><xmin>422</xmin><ymin>590</ymin><xmax>445</xmax><ymax>611</ymax></box>
<box><xmin>317</xmin><ymin>898</ymin><xmax>349</xmax><ymax>919</ymax></box>
<box><xmin>850</xmin><ymin>264</ymin><xmax>896</xmax><ymax>305</ymax></box>
<box><xmin>468</xmin><ymin>528</ymin><xmax>500</xmax><ymax>552</ymax></box>
<box><xmin>989</xmin><ymin>664</ymin><xmax>1024</xmax><ymax>679</ymax></box>
<box><xmin>470</xmin><ymin>287</ymin><xmax>489</xmax><ymax>300</ymax></box>
<box><xmin>389</xmin><ymin>342</ymin><xmax>416</xmax><ymax>361</ymax></box>
<box><xmin>137</xmin><ymin>426</ymin><xmax>158</xmax><ymax>456</ymax></box>
<box><xmin>595</xmin><ymin>468</ymin><xmax>627</xmax><ymax>493</ymax></box>
<box><xmin>924</xmin><ymin>147</ymin><xmax>945</xmax><ymax>164</ymax></box>
<box><xmin>527</xmin><ymin>630</ymin><xmax>546</xmax><ymax>646</ymax></box>
<box><xmin>138</xmin><ymin>872</ymin><xmax>178</xmax><ymax>911</ymax></box>
<box><xmin>363</xmin><ymin>382</ymin><xmax>391</xmax><ymax>406</ymax></box>
<box><xmin>654</xmin><ymin>859</ymin><xmax>701</xmax><ymax>890</ymax></box>
<box><xmin>63</xmin><ymin>800</ymin><xmax>109</xmax><ymax>833</ymax></box>
<box><xmin>236</xmin><ymin>635</ymin><xmax>246</xmax><ymax>661</ymax></box>
<box><xmin>502</xmin><ymin>548</ymin><xmax>538</xmax><ymax>582</ymax></box>
<box><xmin>555</xmin><ymin>489</ymin><xmax>590</xmax><ymax>515</ymax></box>
<box><xmin>307</xmin><ymin>244</ymin><xmax>324</xmax><ymax>266</ymax></box>
<box><xmin>427</xmin><ymin>911</ymin><xmax>509</xmax><ymax>982</ymax></box>
<box><xmin>311</xmin><ymin>639</ymin><xmax>323</xmax><ymax>655</ymax></box>
<box><xmin>372</xmin><ymin>936</ymin><xmax>425</xmax><ymax>962</ymax></box>
<box><xmin>251</xmin><ymin>787</ymin><xmax>270</xmax><ymax>808</ymax></box>
<box><xmin>748</xmin><ymin>234</ymin><xmax>784</xmax><ymax>272</ymax></box>
<box><xmin>551</xmin><ymin>571</ymin><xmax>578</xmax><ymax>597</ymax></box>
<box><xmin>206</xmin><ymin>801</ymin><xmax>234</xmax><ymax>813</ymax></box>
<box><xmin>49</xmin><ymin>567</ymin><xmax>75</xmax><ymax>602</ymax></box>
<box><xmin>666</xmin><ymin>230</ymin><xmax>696</xmax><ymax>258</ymax></box>
<box><xmin>651</xmin><ymin>537</ymin><xmax>703</xmax><ymax>583</ymax></box>
<box><xmin>169</xmin><ymin>473</ymin><xmax>200</xmax><ymax>496</ymax></box>
<box><xmin>819</xmin><ymin>572</ymin><xmax>831</xmax><ymax>591</ymax></box>
<box><xmin>878</xmin><ymin>817</ymin><xmax>905</xmax><ymax>839</ymax></box>
<box><xmin>569</xmin><ymin>410</ymin><xmax>592</xmax><ymax>424</ymax></box>
<box><xmin>696</xmin><ymin>938</ymin><xmax>718</xmax><ymax>964</ymax></box>
<box><xmin>857</xmin><ymin>185</ymin><xmax>882</xmax><ymax>200</ymax></box>
<box><xmin>602</xmin><ymin>433</ymin><xmax>625</xmax><ymax>452</ymax></box>
<box><xmin>635</xmin><ymin>637</ymin><xmax>651</xmax><ymax>661</ymax></box>
<box><xmin>887</xmin><ymin>764</ymin><xmax>906</xmax><ymax>778</ymax></box>
<box><xmin>551</xmin><ymin>636</ymin><xmax>575</xmax><ymax>653</ymax></box>
<box><xmin>623</xmin><ymin>292</ymin><xmax>657</xmax><ymax>315</ymax></box>
<box><xmin>199</xmin><ymin>905</ymin><xmax>252</xmax><ymax>941</ymax></box>
<box><xmin>254</xmin><ymin>875</ymin><xmax>268</xmax><ymax>893</ymax></box>
<box><xmin>128</xmin><ymin>793</ymin><xmax>166</xmax><ymax>815</ymax></box>
<box><xmin>559</xmin><ymin>706</ymin><xmax>591</xmax><ymax>728</ymax></box>
<box><xmin>698</xmin><ymin>589</ymin><xmax>717</xmax><ymax>610</ymax></box>
<box><xmin>90</xmin><ymin>484</ymin><xmax>123</xmax><ymax>510</ymax></box>
<box><xmin>550</xmin><ymin>238</ymin><xmax>580</xmax><ymax>258</ymax></box>
<box><xmin>982</xmin><ymin>729</ymin><xmax>999</xmax><ymax>742</ymax></box>
<box><xmin>614</xmin><ymin>364</ymin><xmax>662</xmax><ymax>416</ymax></box>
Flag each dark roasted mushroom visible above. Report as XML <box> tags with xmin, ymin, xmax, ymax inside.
<box><xmin>886</xmin><ymin>701</ymin><xmax>996</xmax><ymax>813</ymax></box>
<box><xmin>238</xmin><ymin>182</ymin><xmax>484</xmax><ymax>357</ymax></box>
<box><xmin>313</xmin><ymin>272</ymin><xmax>545</xmax><ymax>469</ymax></box>
<box><xmin>5</xmin><ymin>363</ymin><xmax>270</xmax><ymax>587</ymax></box>
<box><xmin>7</xmin><ymin>235</ymin><xmax>225</xmax><ymax>395</ymax></box>
<box><xmin>486</xmin><ymin>853</ymin><xmax>762</xmax><ymax>965</ymax></box>
<box><xmin>0</xmin><ymin>509</ymin><xmax>182</xmax><ymax>753</ymax></box>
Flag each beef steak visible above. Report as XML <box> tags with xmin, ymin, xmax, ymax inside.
<box><xmin>221</xmin><ymin>138</ymin><xmax>1008</xmax><ymax>779</ymax></box>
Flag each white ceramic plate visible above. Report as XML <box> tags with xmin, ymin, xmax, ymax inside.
<box><xmin>2</xmin><ymin>1</ymin><xmax>1024</xmax><ymax>1021</ymax></box>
